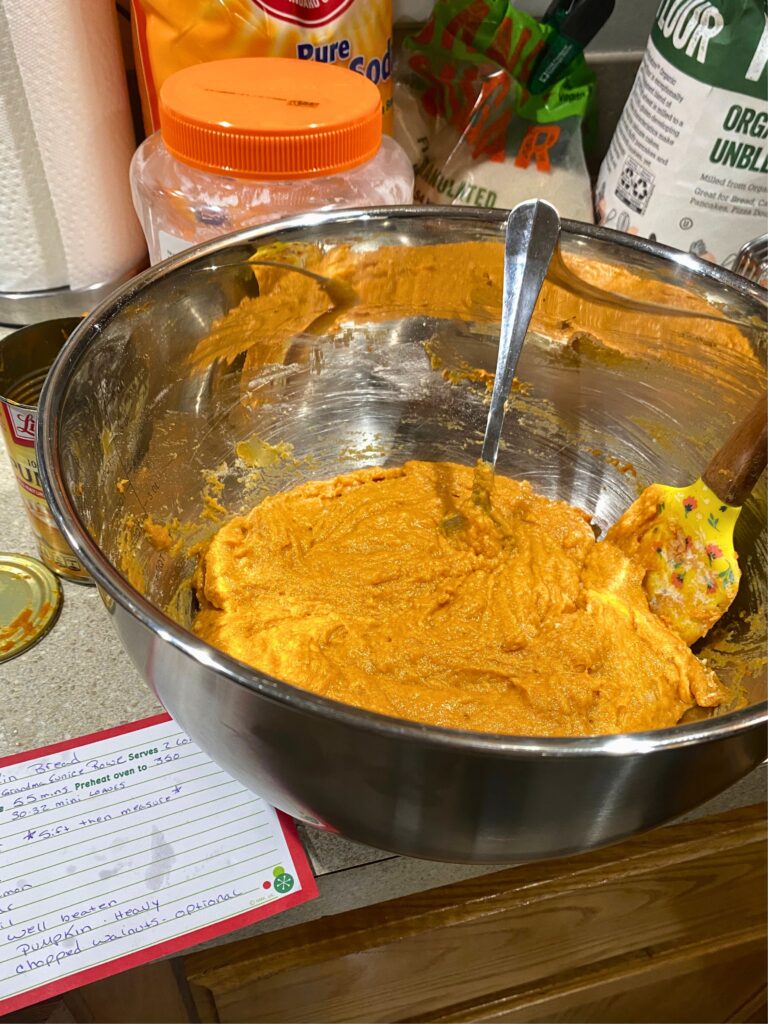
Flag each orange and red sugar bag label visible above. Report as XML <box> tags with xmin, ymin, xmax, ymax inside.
<box><xmin>131</xmin><ymin>0</ymin><xmax>393</xmax><ymax>136</ymax></box>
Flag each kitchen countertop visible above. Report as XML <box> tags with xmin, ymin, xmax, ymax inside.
<box><xmin>0</xmin><ymin>395</ymin><xmax>765</xmax><ymax>952</ymax></box>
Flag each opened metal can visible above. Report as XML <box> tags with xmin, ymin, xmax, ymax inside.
<box><xmin>0</xmin><ymin>318</ymin><xmax>91</xmax><ymax>583</ymax></box>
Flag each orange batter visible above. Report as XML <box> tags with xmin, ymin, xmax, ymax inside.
<box><xmin>193</xmin><ymin>461</ymin><xmax>726</xmax><ymax>736</ymax></box>
<box><xmin>188</xmin><ymin>241</ymin><xmax>759</xmax><ymax>378</ymax></box>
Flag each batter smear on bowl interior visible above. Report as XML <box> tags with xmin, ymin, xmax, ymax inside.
<box><xmin>193</xmin><ymin>461</ymin><xmax>727</xmax><ymax>736</ymax></box>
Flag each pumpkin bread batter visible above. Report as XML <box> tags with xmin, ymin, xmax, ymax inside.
<box><xmin>188</xmin><ymin>241</ymin><xmax>759</xmax><ymax>381</ymax></box>
<box><xmin>193</xmin><ymin>461</ymin><xmax>726</xmax><ymax>736</ymax></box>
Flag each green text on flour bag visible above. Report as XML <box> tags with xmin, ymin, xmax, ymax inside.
<box><xmin>596</xmin><ymin>0</ymin><xmax>768</xmax><ymax>266</ymax></box>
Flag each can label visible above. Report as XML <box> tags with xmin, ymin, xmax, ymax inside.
<box><xmin>0</xmin><ymin>402</ymin><xmax>90</xmax><ymax>583</ymax></box>
<box><xmin>3</xmin><ymin>404</ymin><xmax>37</xmax><ymax>445</ymax></box>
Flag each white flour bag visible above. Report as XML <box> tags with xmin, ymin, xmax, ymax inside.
<box><xmin>596</xmin><ymin>0</ymin><xmax>768</xmax><ymax>267</ymax></box>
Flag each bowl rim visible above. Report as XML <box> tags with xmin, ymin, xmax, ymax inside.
<box><xmin>38</xmin><ymin>205</ymin><xmax>768</xmax><ymax>758</ymax></box>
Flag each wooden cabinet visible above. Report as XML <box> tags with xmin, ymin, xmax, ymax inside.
<box><xmin>185</xmin><ymin>804</ymin><xmax>767</xmax><ymax>1023</ymax></box>
<box><xmin>10</xmin><ymin>804</ymin><xmax>765</xmax><ymax>1024</ymax></box>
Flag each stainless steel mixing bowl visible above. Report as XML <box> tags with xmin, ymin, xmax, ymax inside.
<box><xmin>38</xmin><ymin>207</ymin><xmax>767</xmax><ymax>863</ymax></box>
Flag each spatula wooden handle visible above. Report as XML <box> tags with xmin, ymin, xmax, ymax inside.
<box><xmin>702</xmin><ymin>390</ymin><xmax>768</xmax><ymax>507</ymax></box>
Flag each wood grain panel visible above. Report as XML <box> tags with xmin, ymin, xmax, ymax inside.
<box><xmin>61</xmin><ymin>959</ymin><xmax>195</xmax><ymax>1024</ymax></box>
<box><xmin>731</xmin><ymin>983</ymin><xmax>768</xmax><ymax>1024</ymax></box>
<box><xmin>185</xmin><ymin>804</ymin><xmax>767</xmax><ymax>1024</ymax></box>
<box><xmin>411</xmin><ymin>928</ymin><xmax>767</xmax><ymax>1022</ymax></box>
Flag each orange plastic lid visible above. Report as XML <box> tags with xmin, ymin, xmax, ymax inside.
<box><xmin>159</xmin><ymin>57</ymin><xmax>383</xmax><ymax>181</ymax></box>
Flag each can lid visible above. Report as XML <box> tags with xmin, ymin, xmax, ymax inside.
<box><xmin>158</xmin><ymin>57</ymin><xmax>382</xmax><ymax>181</ymax></box>
<box><xmin>0</xmin><ymin>553</ymin><xmax>62</xmax><ymax>663</ymax></box>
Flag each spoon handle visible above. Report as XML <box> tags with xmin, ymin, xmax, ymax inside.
<box><xmin>481</xmin><ymin>200</ymin><xmax>560</xmax><ymax>468</ymax></box>
<box><xmin>702</xmin><ymin>390</ymin><xmax>767</xmax><ymax>507</ymax></box>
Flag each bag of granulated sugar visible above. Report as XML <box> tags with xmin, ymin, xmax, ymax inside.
<box><xmin>596</xmin><ymin>0</ymin><xmax>768</xmax><ymax>267</ymax></box>
<box><xmin>394</xmin><ymin>0</ymin><xmax>596</xmax><ymax>221</ymax></box>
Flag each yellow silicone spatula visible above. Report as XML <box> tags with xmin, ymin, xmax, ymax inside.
<box><xmin>607</xmin><ymin>391</ymin><xmax>767</xmax><ymax>645</ymax></box>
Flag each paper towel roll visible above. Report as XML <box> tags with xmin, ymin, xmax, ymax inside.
<box><xmin>0</xmin><ymin>0</ymin><xmax>146</xmax><ymax>293</ymax></box>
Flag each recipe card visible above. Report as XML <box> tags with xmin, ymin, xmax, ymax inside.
<box><xmin>0</xmin><ymin>714</ymin><xmax>317</xmax><ymax>1014</ymax></box>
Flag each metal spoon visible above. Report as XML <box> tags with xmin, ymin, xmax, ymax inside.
<box><xmin>482</xmin><ymin>200</ymin><xmax>561</xmax><ymax>467</ymax></box>
<box><xmin>444</xmin><ymin>199</ymin><xmax>561</xmax><ymax>530</ymax></box>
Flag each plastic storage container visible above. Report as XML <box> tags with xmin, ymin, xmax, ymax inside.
<box><xmin>130</xmin><ymin>58</ymin><xmax>414</xmax><ymax>264</ymax></box>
